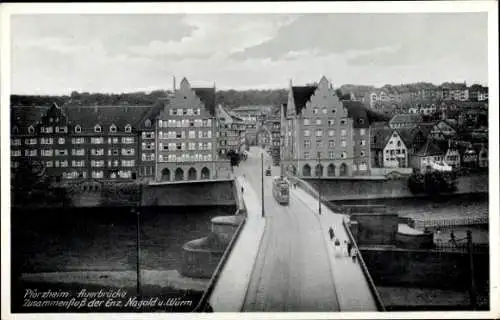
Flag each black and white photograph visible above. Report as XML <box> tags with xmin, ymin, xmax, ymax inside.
<box><xmin>1</xmin><ymin>2</ymin><xmax>499</xmax><ymax>318</ymax></box>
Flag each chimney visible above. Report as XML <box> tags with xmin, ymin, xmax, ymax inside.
<box><xmin>173</xmin><ymin>76</ymin><xmax>176</xmax><ymax>92</ymax></box>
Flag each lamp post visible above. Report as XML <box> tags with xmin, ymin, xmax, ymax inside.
<box><xmin>131</xmin><ymin>205</ymin><xmax>141</xmax><ymax>297</ymax></box>
<box><xmin>467</xmin><ymin>230</ymin><xmax>477</xmax><ymax>310</ymax></box>
<box><xmin>317</xmin><ymin>152</ymin><xmax>322</xmax><ymax>215</ymax></box>
<box><xmin>261</xmin><ymin>152</ymin><xmax>265</xmax><ymax>218</ymax></box>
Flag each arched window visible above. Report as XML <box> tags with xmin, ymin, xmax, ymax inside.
<box><xmin>174</xmin><ymin>168</ymin><xmax>184</xmax><ymax>181</ymax></box>
<box><xmin>94</xmin><ymin>124</ymin><xmax>102</xmax><ymax>133</ymax></box>
<box><xmin>125</xmin><ymin>124</ymin><xmax>132</xmax><ymax>133</ymax></box>
<box><xmin>74</xmin><ymin>125</ymin><xmax>82</xmax><ymax>133</ymax></box>
<box><xmin>302</xmin><ymin>164</ymin><xmax>311</xmax><ymax>177</ymax></box>
<box><xmin>327</xmin><ymin>164</ymin><xmax>336</xmax><ymax>177</ymax></box>
<box><xmin>188</xmin><ymin>167</ymin><xmax>197</xmax><ymax>180</ymax></box>
<box><xmin>28</xmin><ymin>126</ymin><xmax>35</xmax><ymax>134</ymax></box>
<box><xmin>110</xmin><ymin>124</ymin><xmax>117</xmax><ymax>133</ymax></box>
<box><xmin>161</xmin><ymin>168</ymin><xmax>171</xmax><ymax>181</ymax></box>
<box><xmin>339</xmin><ymin>163</ymin><xmax>348</xmax><ymax>176</ymax></box>
<box><xmin>145</xmin><ymin>119</ymin><xmax>151</xmax><ymax>128</ymax></box>
<box><xmin>201</xmin><ymin>167</ymin><xmax>210</xmax><ymax>179</ymax></box>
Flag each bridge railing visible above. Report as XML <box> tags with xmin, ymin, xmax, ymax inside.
<box><xmin>342</xmin><ymin>218</ymin><xmax>386</xmax><ymax>311</ymax></box>
<box><xmin>192</xmin><ymin>178</ymin><xmax>247</xmax><ymax>312</ymax></box>
<box><xmin>412</xmin><ymin>216</ymin><xmax>489</xmax><ymax>230</ymax></box>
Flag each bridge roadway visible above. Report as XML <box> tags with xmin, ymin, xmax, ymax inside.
<box><xmin>209</xmin><ymin>147</ymin><xmax>378</xmax><ymax>312</ymax></box>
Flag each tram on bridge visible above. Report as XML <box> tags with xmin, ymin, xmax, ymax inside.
<box><xmin>272</xmin><ymin>176</ymin><xmax>290</xmax><ymax>205</ymax></box>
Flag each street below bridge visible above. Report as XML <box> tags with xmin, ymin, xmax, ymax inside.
<box><xmin>234</xmin><ymin>147</ymin><xmax>340</xmax><ymax>312</ymax></box>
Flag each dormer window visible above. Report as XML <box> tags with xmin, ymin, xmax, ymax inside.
<box><xmin>94</xmin><ymin>125</ymin><xmax>102</xmax><ymax>133</ymax></box>
<box><xmin>28</xmin><ymin>126</ymin><xmax>35</xmax><ymax>134</ymax></box>
<box><xmin>145</xmin><ymin>119</ymin><xmax>151</xmax><ymax>128</ymax></box>
<box><xmin>75</xmin><ymin>125</ymin><xmax>82</xmax><ymax>133</ymax></box>
<box><xmin>12</xmin><ymin>126</ymin><xmax>19</xmax><ymax>134</ymax></box>
<box><xmin>359</xmin><ymin>118</ymin><xmax>364</xmax><ymax>124</ymax></box>
<box><xmin>110</xmin><ymin>124</ymin><xmax>117</xmax><ymax>133</ymax></box>
<box><xmin>125</xmin><ymin>124</ymin><xmax>132</xmax><ymax>133</ymax></box>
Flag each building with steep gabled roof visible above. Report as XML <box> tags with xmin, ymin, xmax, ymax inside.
<box><xmin>216</xmin><ymin>104</ymin><xmax>247</xmax><ymax>156</ymax></box>
<box><xmin>283</xmin><ymin>76</ymin><xmax>380</xmax><ymax>177</ymax></box>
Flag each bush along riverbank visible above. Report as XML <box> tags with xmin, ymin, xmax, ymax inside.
<box><xmin>408</xmin><ymin>171</ymin><xmax>458</xmax><ymax>196</ymax></box>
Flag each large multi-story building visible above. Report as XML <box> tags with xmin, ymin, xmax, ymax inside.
<box><xmin>10</xmin><ymin>103</ymin><xmax>153</xmax><ymax>181</ymax></box>
<box><xmin>282</xmin><ymin>76</ymin><xmax>371</xmax><ymax>177</ymax></box>
<box><xmin>216</xmin><ymin>104</ymin><xmax>246</xmax><ymax>156</ymax></box>
<box><xmin>155</xmin><ymin>77</ymin><xmax>231</xmax><ymax>182</ymax></box>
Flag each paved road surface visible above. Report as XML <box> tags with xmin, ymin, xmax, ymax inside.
<box><xmin>237</xmin><ymin>147</ymin><xmax>340</xmax><ymax>312</ymax></box>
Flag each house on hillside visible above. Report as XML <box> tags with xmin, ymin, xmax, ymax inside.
<box><xmin>389</xmin><ymin>113</ymin><xmax>423</xmax><ymax>129</ymax></box>
<box><xmin>371</xmin><ymin>128</ymin><xmax>410</xmax><ymax>169</ymax></box>
<box><xmin>430</xmin><ymin>120</ymin><xmax>457</xmax><ymax>140</ymax></box>
<box><xmin>409</xmin><ymin>138</ymin><xmax>460</xmax><ymax>172</ymax></box>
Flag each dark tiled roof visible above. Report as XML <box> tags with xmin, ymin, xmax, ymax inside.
<box><xmin>62</xmin><ymin>105</ymin><xmax>152</xmax><ymax>132</ymax></box>
<box><xmin>371</xmin><ymin>127</ymin><xmax>393</xmax><ymax>150</ymax></box>
<box><xmin>396</xmin><ymin>128</ymin><xmax>415</xmax><ymax>148</ymax></box>
<box><xmin>343</xmin><ymin>100</ymin><xmax>390</xmax><ymax>128</ymax></box>
<box><xmin>11</xmin><ymin>106</ymin><xmax>50</xmax><ymax>133</ymax></box>
<box><xmin>390</xmin><ymin>113</ymin><xmax>423</xmax><ymax>125</ymax></box>
<box><xmin>414</xmin><ymin>139</ymin><xmax>446</xmax><ymax>156</ymax></box>
<box><xmin>138</xmin><ymin>99</ymin><xmax>166</xmax><ymax>130</ymax></box>
<box><xmin>193</xmin><ymin>87</ymin><xmax>216</xmax><ymax>116</ymax></box>
<box><xmin>291</xmin><ymin>86</ymin><xmax>317</xmax><ymax>115</ymax></box>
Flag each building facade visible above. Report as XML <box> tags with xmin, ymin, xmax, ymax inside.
<box><xmin>216</xmin><ymin>105</ymin><xmax>246</xmax><ymax>156</ymax></box>
<box><xmin>282</xmin><ymin>76</ymin><xmax>371</xmax><ymax>177</ymax></box>
<box><xmin>10</xmin><ymin>103</ymin><xmax>152</xmax><ymax>182</ymax></box>
<box><xmin>155</xmin><ymin>78</ymin><xmax>230</xmax><ymax>182</ymax></box>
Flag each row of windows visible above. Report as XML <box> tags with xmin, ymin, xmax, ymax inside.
<box><xmin>158</xmin><ymin>130</ymin><xmax>213</xmax><ymax>139</ymax></box>
<box><xmin>385</xmin><ymin>149</ymin><xmax>406</xmax><ymax>155</ymax></box>
<box><xmin>12</xmin><ymin>148</ymin><xmax>137</xmax><ymax>157</ymax></box>
<box><xmin>168</xmin><ymin>108</ymin><xmax>201</xmax><ymax>116</ymax></box>
<box><xmin>302</xmin><ymin>151</ymin><xmax>367</xmax><ymax>160</ymax></box>
<box><xmin>90</xmin><ymin>170</ymin><xmax>133</xmax><ymax>179</ymax></box>
<box><xmin>303</xmin><ymin>118</ymin><xmax>352</xmax><ymax>126</ymax></box>
<box><xmin>303</xmin><ymin>129</ymin><xmax>350</xmax><ymax>138</ymax></box>
<box><xmin>158</xmin><ymin>118</ymin><xmax>211</xmax><ymax>128</ymax></box>
<box><xmin>13</xmin><ymin>137</ymin><xmax>136</xmax><ymax>145</ymax></box>
<box><xmin>158</xmin><ymin>154</ymin><xmax>213</xmax><ymax>162</ymax></box>
<box><xmin>38</xmin><ymin>124</ymin><xmax>134</xmax><ymax>134</ymax></box>
<box><xmin>159</xmin><ymin>142</ymin><xmax>213</xmax><ymax>151</ymax></box>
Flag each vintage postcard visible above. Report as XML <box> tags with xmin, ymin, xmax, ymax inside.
<box><xmin>1</xmin><ymin>1</ymin><xmax>498</xmax><ymax>319</ymax></box>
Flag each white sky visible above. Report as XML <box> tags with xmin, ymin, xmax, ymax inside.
<box><xmin>6</xmin><ymin>8</ymin><xmax>491</xmax><ymax>95</ymax></box>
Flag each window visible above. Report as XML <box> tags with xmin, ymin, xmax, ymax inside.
<box><xmin>11</xmin><ymin>139</ymin><xmax>21</xmax><ymax>146</ymax></box>
<box><xmin>122</xmin><ymin>148</ymin><xmax>135</xmax><ymax>156</ymax></box>
<box><xmin>58</xmin><ymin>138</ymin><xmax>65</xmax><ymax>144</ymax></box>
<box><xmin>125</xmin><ymin>124</ymin><xmax>132</xmax><ymax>133</ymax></box>
<box><xmin>341</xmin><ymin>152</ymin><xmax>347</xmax><ymax>159</ymax></box>
<box><xmin>72</xmin><ymin>149</ymin><xmax>85</xmax><ymax>156</ymax></box>
<box><xmin>72</xmin><ymin>137</ymin><xmax>85</xmax><ymax>144</ymax></box>
<box><xmin>41</xmin><ymin>149</ymin><xmax>53</xmax><ymax>157</ymax></box>
<box><xmin>110</xmin><ymin>125</ymin><xmax>117</xmax><ymax>133</ymax></box>
<box><xmin>145</xmin><ymin>119</ymin><xmax>152</xmax><ymax>128</ymax></box>
<box><xmin>304</xmin><ymin>130</ymin><xmax>311</xmax><ymax>137</ymax></box>
<box><xmin>25</xmin><ymin>138</ymin><xmax>37</xmax><ymax>145</ymax></box>
<box><xmin>316</xmin><ymin>140</ymin><xmax>323</xmax><ymax>149</ymax></box>
<box><xmin>328</xmin><ymin>151</ymin><xmax>334</xmax><ymax>159</ymax></box>
<box><xmin>46</xmin><ymin>161</ymin><xmax>53</xmax><ymax>168</ymax></box>
<box><xmin>313</xmin><ymin>108</ymin><xmax>318</xmax><ymax>115</ymax></box>
<box><xmin>315</xmin><ymin>129</ymin><xmax>323</xmax><ymax>137</ymax></box>
<box><xmin>360</xmin><ymin>128</ymin><xmax>366</xmax><ymax>136</ymax></box>
<box><xmin>122</xmin><ymin>137</ymin><xmax>135</xmax><ymax>144</ymax></box>
<box><xmin>304</xmin><ymin>152</ymin><xmax>310</xmax><ymax>159</ymax></box>
<box><xmin>328</xmin><ymin>130</ymin><xmax>335</xmax><ymax>137</ymax></box>
<box><xmin>91</xmin><ymin>137</ymin><xmax>104</xmax><ymax>144</ymax></box>
<box><xmin>340</xmin><ymin>119</ymin><xmax>347</xmax><ymax>125</ymax></box>
<box><xmin>322</xmin><ymin>107</ymin><xmax>327</xmax><ymax>114</ymax></box>
<box><xmin>94</xmin><ymin>125</ymin><xmax>102</xmax><ymax>133</ymax></box>
<box><xmin>397</xmin><ymin>141</ymin><xmax>401</xmax><ymax>147</ymax></box>
<box><xmin>315</xmin><ymin>119</ymin><xmax>322</xmax><ymax>125</ymax></box>
<box><xmin>121</xmin><ymin>160</ymin><xmax>135</xmax><ymax>167</ymax></box>
<box><xmin>54</xmin><ymin>149</ymin><xmax>68</xmax><ymax>156</ymax></box>
<box><xmin>56</xmin><ymin>126</ymin><xmax>68</xmax><ymax>133</ymax></box>
<box><xmin>328</xmin><ymin>119</ymin><xmax>335</xmax><ymax>126</ymax></box>
<box><xmin>91</xmin><ymin>148</ymin><xmax>105</xmax><ymax>156</ymax></box>
<box><xmin>341</xmin><ymin>129</ymin><xmax>347</xmax><ymax>137</ymax></box>
<box><xmin>341</xmin><ymin>140</ymin><xmax>347</xmax><ymax>148</ymax></box>
<box><xmin>304</xmin><ymin>118</ymin><xmax>310</xmax><ymax>125</ymax></box>
<box><xmin>24</xmin><ymin>149</ymin><xmax>37</xmax><ymax>156</ymax></box>
<box><xmin>328</xmin><ymin>140</ymin><xmax>335</xmax><ymax>148</ymax></box>
<box><xmin>142</xmin><ymin>132</ymin><xmax>154</xmax><ymax>139</ymax></box>
<box><xmin>304</xmin><ymin>140</ymin><xmax>311</xmax><ymax>149</ymax></box>
<box><xmin>28</xmin><ymin>126</ymin><xmax>35</xmax><ymax>134</ymax></box>
<box><xmin>40</xmin><ymin>138</ymin><xmax>54</xmax><ymax>145</ymax></box>
<box><xmin>360</xmin><ymin>140</ymin><xmax>366</xmax><ymax>146</ymax></box>
<box><xmin>361</xmin><ymin>151</ymin><xmax>366</xmax><ymax>157</ymax></box>
<box><xmin>74</xmin><ymin>125</ymin><xmax>82</xmax><ymax>133</ymax></box>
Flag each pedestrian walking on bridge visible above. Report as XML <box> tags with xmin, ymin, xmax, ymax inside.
<box><xmin>241</xmin><ymin>186</ymin><xmax>244</xmax><ymax>194</ymax></box>
<box><xmin>328</xmin><ymin>226</ymin><xmax>335</xmax><ymax>240</ymax></box>
<box><xmin>347</xmin><ymin>240</ymin><xmax>353</xmax><ymax>257</ymax></box>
